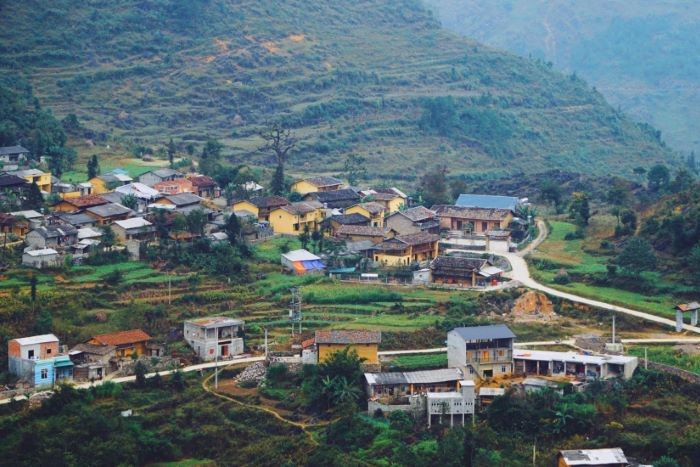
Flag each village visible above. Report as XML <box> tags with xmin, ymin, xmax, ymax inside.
<box><xmin>3</xmin><ymin>143</ymin><xmax>699</xmax><ymax>466</ymax></box>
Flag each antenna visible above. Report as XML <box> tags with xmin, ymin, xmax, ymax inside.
<box><xmin>289</xmin><ymin>286</ymin><xmax>302</xmax><ymax>336</ymax></box>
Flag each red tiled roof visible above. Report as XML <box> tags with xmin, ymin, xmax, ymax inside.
<box><xmin>189</xmin><ymin>175</ymin><xmax>217</xmax><ymax>188</ymax></box>
<box><xmin>315</xmin><ymin>330</ymin><xmax>381</xmax><ymax>345</ymax></box>
<box><xmin>302</xmin><ymin>338</ymin><xmax>315</xmax><ymax>349</ymax></box>
<box><xmin>90</xmin><ymin>329</ymin><xmax>151</xmax><ymax>346</ymax></box>
<box><xmin>63</xmin><ymin>195</ymin><xmax>108</xmax><ymax>208</ymax></box>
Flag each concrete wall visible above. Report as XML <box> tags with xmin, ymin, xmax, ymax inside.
<box><xmin>447</xmin><ymin>331</ymin><xmax>466</xmax><ymax>371</ymax></box>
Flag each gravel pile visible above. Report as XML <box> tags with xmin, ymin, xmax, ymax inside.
<box><xmin>235</xmin><ymin>361</ymin><xmax>266</xmax><ymax>384</ymax></box>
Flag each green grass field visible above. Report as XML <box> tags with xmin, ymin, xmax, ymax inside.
<box><xmin>628</xmin><ymin>345</ymin><xmax>700</xmax><ymax>375</ymax></box>
<box><xmin>387</xmin><ymin>353</ymin><xmax>447</xmax><ymax>370</ymax></box>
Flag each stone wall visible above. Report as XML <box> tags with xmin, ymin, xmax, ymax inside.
<box><xmin>647</xmin><ymin>361</ymin><xmax>700</xmax><ymax>384</ymax></box>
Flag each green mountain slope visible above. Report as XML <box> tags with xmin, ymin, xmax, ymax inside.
<box><xmin>425</xmin><ymin>0</ymin><xmax>700</xmax><ymax>155</ymax></box>
<box><xmin>0</xmin><ymin>0</ymin><xmax>677</xmax><ymax>180</ymax></box>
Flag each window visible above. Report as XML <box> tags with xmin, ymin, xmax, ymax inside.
<box><xmin>40</xmin><ymin>368</ymin><xmax>48</xmax><ymax>379</ymax></box>
<box><xmin>501</xmin><ymin>365</ymin><xmax>506</xmax><ymax>373</ymax></box>
<box><xmin>46</xmin><ymin>348</ymin><xmax>52</xmax><ymax>355</ymax></box>
<box><xmin>28</xmin><ymin>350</ymin><xmax>35</xmax><ymax>359</ymax></box>
<box><xmin>482</xmin><ymin>221</ymin><xmax>488</xmax><ymax>231</ymax></box>
<box><xmin>469</xmin><ymin>367</ymin><xmax>474</xmax><ymax>374</ymax></box>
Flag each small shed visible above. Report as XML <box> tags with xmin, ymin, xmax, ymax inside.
<box><xmin>281</xmin><ymin>249</ymin><xmax>325</xmax><ymax>274</ymax></box>
<box><xmin>22</xmin><ymin>248</ymin><xmax>60</xmax><ymax>269</ymax></box>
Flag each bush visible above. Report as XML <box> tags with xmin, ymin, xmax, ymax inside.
<box><xmin>266</xmin><ymin>364</ymin><xmax>288</xmax><ymax>384</ymax></box>
<box><xmin>553</xmin><ymin>269</ymin><xmax>570</xmax><ymax>284</ymax></box>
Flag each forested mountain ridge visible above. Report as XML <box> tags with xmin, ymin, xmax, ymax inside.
<box><xmin>0</xmin><ymin>0</ymin><xmax>677</xmax><ymax>179</ymax></box>
<box><xmin>426</xmin><ymin>0</ymin><xmax>700</xmax><ymax>155</ymax></box>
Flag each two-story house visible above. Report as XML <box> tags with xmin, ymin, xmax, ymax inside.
<box><xmin>138</xmin><ymin>168</ymin><xmax>184</xmax><ymax>187</ymax></box>
<box><xmin>447</xmin><ymin>325</ymin><xmax>515</xmax><ymax>379</ymax></box>
<box><xmin>385</xmin><ymin>206</ymin><xmax>439</xmax><ymax>236</ymax></box>
<box><xmin>183</xmin><ymin>316</ymin><xmax>245</xmax><ymax>361</ymax></box>
<box><xmin>7</xmin><ymin>168</ymin><xmax>52</xmax><ymax>192</ymax></box>
<box><xmin>345</xmin><ymin>202</ymin><xmax>386</xmax><ymax>227</ymax></box>
<box><xmin>8</xmin><ymin>334</ymin><xmax>74</xmax><ymax>387</ymax></box>
<box><xmin>269</xmin><ymin>201</ymin><xmax>325</xmax><ymax>235</ymax></box>
<box><xmin>372</xmin><ymin>232</ymin><xmax>439</xmax><ymax>266</ymax></box>
<box><xmin>233</xmin><ymin>195</ymin><xmax>289</xmax><ymax>222</ymax></box>
<box><xmin>88</xmin><ymin>329</ymin><xmax>151</xmax><ymax>359</ymax></box>
<box><xmin>432</xmin><ymin>205</ymin><xmax>513</xmax><ymax>234</ymax></box>
<box><xmin>25</xmin><ymin>224</ymin><xmax>79</xmax><ymax>250</ymax></box>
<box><xmin>291</xmin><ymin>176</ymin><xmax>343</xmax><ymax>195</ymax></box>
<box><xmin>0</xmin><ymin>145</ymin><xmax>30</xmax><ymax>166</ymax></box>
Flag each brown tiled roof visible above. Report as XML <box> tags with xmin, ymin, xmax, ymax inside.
<box><xmin>315</xmin><ymin>330</ymin><xmax>381</xmax><ymax>345</ymax></box>
<box><xmin>397</xmin><ymin>206</ymin><xmax>436</xmax><ymax>222</ymax></box>
<box><xmin>370</xmin><ymin>192</ymin><xmax>401</xmax><ymax>201</ymax></box>
<box><xmin>675</xmin><ymin>302</ymin><xmax>700</xmax><ymax>312</ymax></box>
<box><xmin>394</xmin><ymin>232</ymin><xmax>440</xmax><ymax>246</ymax></box>
<box><xmin>432</xmin><ymin>205</ymin><xmax>511</xmax><ymax>221</ymax></box>
<box><xmin>70</xmin><ymin>342</ymin><xmax>117</xmax><ymax>356</ymax></box>
<box><xmin>304</xmin><ymin>176</ymin><xmax>343</xmax><ymax>188</ymax></box>
<box><xmin>430</xmin><ymin>256</ymin><xmax>488</xmax><ymax>273</ymax></box>
<box><xmin>302</xmin><ymin>338</ymin><xmax>315</xmax><ymax>349</ymax></box>
<box><xmin>336</xmin><ymin>225</ymin><xmax>388</xmax><ymax>237</ymax></box>
<box><xmin>189</xmin><ymin>175</ymin><xmax>217</xmax><ymax>188</ymax></box>
<box><xmin>330</xmin><ymin>213</ymin><xmax>370</xmax><ymax>225</ymax></box>
<box><xmin>249</xmin><ymin>195</ymin><xmax>289</xmax><ymax>209</ymax></box>
<box><xmin>62</xmin><ymin>195</ymin><xmax>108</xmax><ymax>208</ymax></box>
<box><xmin>353</xmin><ymin>202</ymin><xmax>385</xmax><ymax>215</ymax></box>
<box><xmin>90</xmin><ymin>329</ymin><xmax>151</xmax><ymax>346</ymax></box>
<box><xmin>279</xmin><ymin>202</ymin><xmax>318</xmax><ymax>215</ymax></box>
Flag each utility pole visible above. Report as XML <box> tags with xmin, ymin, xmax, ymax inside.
<box><xmin>214</xmin><ymin>346</ymin><xmax>219</xmax><ymax>389</ymax></box>
<box><xmin>264</xmin><ymin>328</ymin><xmax>269</xmax><ymax>359</ymax></box>
<box><xmin>644</xmin><ymin>347</ymin><xmax>648</xmax><ymax>370</ymax></box>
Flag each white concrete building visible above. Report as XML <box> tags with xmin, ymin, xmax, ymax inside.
<box><xmin>183</xmin><ymin>316</ymin><xmax>244</xmax><ymax>361</ymax></box>
<box><xmin>427</xmin><ymin>379</ymin><xmax>476</xmax><ymax>427</ymax></box>
<box><xmin>513</xmin><ymin>349</ymin><xmax>638</xmax><ymax>380</ymax></box>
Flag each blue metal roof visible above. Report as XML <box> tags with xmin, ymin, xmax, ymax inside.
<box><xmin>455</xmin><ymin>194</ymin><xmax>519</xmax><ymax>211</ymax></box>
<box><xmin>451</xmin><ymin>324</ymin><xmax>515</xmax><ymax>341</ymax></box>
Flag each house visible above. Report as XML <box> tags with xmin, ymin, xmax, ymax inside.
<box><xmin>88</xmin><ymin>172</ymin><xmax>133</xmax><ymax>194</ymax></box>
<box><xmin>0</xmin><ymin>212</ymin><xmax>30</xmax><ymax>238</ymax></box>
<box><xmin>269</xmin><ymin>201</ymin><xmax>325</xmax><ymax>235</ymax></box>
<box><xmin>233</xmin><ymin>195</ymin><xmax>289</xmax><ymax>222</ymax></box>
<box><xmin>183</xmin><ymin>316</ymin><xmax>245</xmax><ymax>361</ymax></box>
<box><xmin>426</xmin><ymin>380</ymin><xmax>476</xmax><ymax>427</ymax></box>
<box><xmin>385</xmin><ymin>206</ymin><xmax>439</xmax><ymax>236</ymax></box>
<box><xmin>455</xmin><ymin>194</ymin><xmax>520</xmax><ymax>211</ymax></box>
<box><xmin>22</xmin><ymin>248</ymin><xmax>61</xmax><ymax>269</ymax></box>
<box><xmin>138</xmin><ymin>168</ymin><xmax>184</xmax><ymax>187</ymax></box>
<box><xmin>557</xmin><ymin>448</ymin><xmax>628</xmax><ymax>467</ymax></box>
<box><xmin>88</xmin><ymin>329</ymin><xmax>151</xmax><ymax>359</ymax></box>
<box><xmin>25</xmin><ymin>224</ymin><xmax>78</xmax><ymax>250</ymax></box>
<box><xmin>156</xmin><ymin>193</ymin><xmax>205</xmax><ymax>213</ymax></box>
<box><xmin>10</xmin><ymin>210</ymin><xmax>44</xmax><ymax>229</ymax></box>
<box><xmin>7</xmin><ymin>168</ymin><xmax>52</xmax><ymax>192</ymax></box>
<box><xmin>153</xmin><ymin>178</ymin><xmax>194</xmax><ymax>195</ymax></box>
<box><xmin>281</xmin><ymin>249</ymin><xmax>325</xmax><ymax>274</ymax></box>
<box><xmin>447</xmin><ymin>325</ymin><xmax>515</xmax><ymax>379</ymax></box>
<box><xmin>326</xmin><ymin>213</ymin><xmax>370</xmax><ymax>235</ymax></box>
<box><xmin>372</xmin><ymin>232</ymin><xmax>440</xmax><ymax>266</ymax></box>
<box><xmin>335</xmin><ymin>225</ymin><xmax>393</xmax><ymax>244</ymax></box>
<box><xmin>69</xmin><ymin>343</ymin><xmax>116</xmax><ymax>381</ymax></box>
<box><xmin>8</xmin><ymin>334</ymin><xmax>73</xmax><ymax>387</ymax></box>
<box><xmin>367</xmin><ymin>192</ymin><xmax>405</xmax><ymax>213</ymax></box>
<box><xmin>513</xmin><ymin>350</ymin><xmax>638</xmax><ymax>380</ymax></box>
<box><xmin>291</xmin><ymin>176</ymin><xmax>344</xmax><ymax>195</ymax></box>
<box><xmin>522</xmin><ymin>377</ymin><xmax>563</xmax><ymax>394</ymax></box>
<box><xmin>0</xmin><ymin>174</ymin><xmax>30</xmax><ymax>199</ymax></box>
<box><xmin>112</xmin><ymin>217</ymin><xmax>156</xmax><ymax>242</ymax></box>
<box><xmin>84</xmin><ymin>203</ymin><xmax>133</xmax><ymax>225</ymax></box>
<box><xmin>77</xmin><ymin>227</ymin><xmax>103</xmax><ymax>242</ymax></box>
<box><xmin>429</xmin><ymin>256</ymin><xmax>503</xmax><ymax>287</ymax></box>
<box><xmin>114</xmin><ymin>182</ymin><xmax>161</xmax><ymax>202</ymax></box>
<box><xmin>313</xmin><ymin>330</ymin><xmax>381</xmax><ymax>367</ymax></box>
<box><xmin>674</xmin><ymin>302</ymin><xmax>700</xmax><ymax>332</ymax></box>
<box><xmin>346</xmin><ymin>202</ymin><xmax>386</xmax><ymax>227</ymax></box>
<box><xmin>188</xmin><ymin>175</ymin><xmax>219</xmax><ymax>198</ymax></box>
<box><xmin>303</xmin><ymin>188</ymin><xmax>360</xmax><ymax>209</ymax></box>
<box><xmin>0</xmin><ymin>145</ymin><xmax>30</xmax><ymax>165</ymax></box>
<box><xmin>54</xmin><ymin>212</ymin><xmax>99</xmax><ymax>228</ymax></box>
<box><xmin>432</xmin><ymin>205</ymin><xmax>513</xmax><ymax>234</ymax></box>
<box><xmin>53</xmin><ymin>194</ymin><xmax>108</xmax><ymax>213</ymax></box>
<box><xmin>365</xmin><ymin>368</ymin><xmax>463</xmax><ymax>399</ymax></box>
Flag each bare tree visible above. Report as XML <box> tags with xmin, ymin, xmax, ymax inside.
<box><xmin>259</xmin><ymin>122</ymin><xmax>296</xmax><ymax>195</ymax></box>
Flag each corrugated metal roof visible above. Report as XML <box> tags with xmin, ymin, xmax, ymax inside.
<box><xmin>282</xmin><ymin>249</ymin><xmax>320</xmax><ymax>262</ymax></box>
<box><xmin>14</xmin><ymin>334</ymin><xmax>59</xmax><ymax>346</ymax></box>
<box><xmin>559</xmin><ymin>448</ymin><xmax>627</xmax><ymax>465</ymax></box>
<box><xmin>451</xmin><ymin>324</ymin><xmax>515</xmax><ymax>341</ymax></box>
<box><xmin>455</xmin><ymin>194</ymin><xmax>519</xmax><ymax>210</ymax></box>
<box><xmin>315</xmin><ymin>330</ymin><xmax>381</xmax><ymax>345</ymax></box>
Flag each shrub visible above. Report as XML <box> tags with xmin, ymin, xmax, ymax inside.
<box><xmin>553</xmin><ymin>269</ymin><xmax>570</xmax><ymax>284</ymax></box>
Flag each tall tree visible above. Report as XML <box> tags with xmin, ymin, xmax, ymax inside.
<box><xmin>616</xmin><ymin>236</ymin><xmax>656</xmax><ymax>275</ymax></box>
<box><xmin>224</xmin><ymin>213</ymin><xmax>241</xmax><ymax>245</ymax></box>
<box><xmin>199</xmin><ymin>138</ymin><xmax>222</xmax><ymax>176</ymax></box>
<box><xmin>185</xmin><ymin>209</ymin><xmax>206</xmax><ymax>236</ymax></box>
<box><xmin>101</xmin><ymin>225</ymin><xmax>116</xmax><ymax>250</ymax></box>
<box><xmin>259</xmin><ymin>122</ymin><xmax>295</xmax><ymax>195</ymax></box>
<box><xmin>120</xmin><ymin>194</ymin><xmax>138</xmax><ymax>210</ymax></box>
<box><xmin>87</xmin><ymin>154</ymin><xmax>100</xmax><ymax>179</ymax></box>
<box><xmin>568</xmin><ymin>192</ymin><xmax>591</xmax><ymax>227</ymax></box>
<box><xmin>299</xmin><ymin>224</ymin><xmax>310</xmax><ymax>250</ymax></box>
<box><xmin>419</xmin><ymin>165</ymin><xmax>450</xmax><ymax>207</ymax></box>
<box><xmin>24</xmin><ymin>181</ymin><xmax>44</xmax><ymax>210</ymax></box>
<box><xmin>46</xmin><ymin>145</ymin><xmax>77</xmax><ymax>178</ymax></box>
<box><xmin>167</xmin><ymin>138</ymin><xmax>176</xmax><ymax>168</ymax></box>
<box><xmin>647</xmin><ymin>164</ymin><xmax>670</xmax><ymax>192</ymax></box>
<box><xmin>539</xmin><ymin>179</ymin><xmax>563</xmax><ymax>211</ymax></box>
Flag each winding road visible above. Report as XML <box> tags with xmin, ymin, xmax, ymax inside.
<box><xmin>501</xmin><ymin>220</ymin><xmax>700</xmax><ymax>334</ymax></box>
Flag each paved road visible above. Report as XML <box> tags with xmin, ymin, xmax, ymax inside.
<box><xmin>492</xmin><ymin>219</ymin><xmax>700</xmax><ymax>334</ymax></box>
<box><xmin>0</xmin><ymin>356</ymin><xmax>265</xmax><ymax>405</ymax></box>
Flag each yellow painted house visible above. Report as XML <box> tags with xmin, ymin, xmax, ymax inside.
<box><xmin>291</xmin><ymin>176</ymin><xmax>344</xmax><ymax>195</ymax></box>
<box><xmin>88</xmin><ymin>173</ymin><xmax>133</xmax><ymax>194</ymax></box>
<box><xmin>370</xmin><ymin>192</ymin><xmax>405</xmax><ymax>213</ymax></box>
<box><xmin>373</xmin><ymin>232</ymin><xmax>440</xmax><ymax>267</ymax></box>
<box><xmin>232</xmin><ymin>200</ymin><xmax>259</xmax><ymax>218</ymax></box>
<box><xmin>269</xmin><ymin>201</ymin><xmax>325</xmax><ymax>235</ymax></box>
<box><xmin>314</xmin><ymin>330</ymin><xmax>381</xmax><ymax>365</ymax></box>
<box><xmin>345</xmin><ymin>202</ymin><xmax>386</xmax><ymax>227</ymax></box>
<box><xmin>9</xmin><ymin>169</ymin><xmax>52</xmax><ymax>192</ymax></box>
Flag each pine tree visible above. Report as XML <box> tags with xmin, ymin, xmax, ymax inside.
<box><xmin>87</xmin><ymin>154</ymin><xmax>100</xmax><ymax>179</ymax></box>
<box><xmin>167</xmin><ymin>138</ymin><xmax>176</xmax><ymax>168</ymax></box>
<box><xmin>24</xmin><ymin>181</ymin><xmax>44</xmax><ymax>210</ymax></box>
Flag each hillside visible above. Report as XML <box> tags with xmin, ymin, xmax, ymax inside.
<box><xmin>425</xmin><ymin>0</ymin><xmax>700</xmax><ymax>155</ymax></box>
<box><xmin>0</xmin><ymin>0</ymin><xmax>677</xmax><ymax>180</ymax></box>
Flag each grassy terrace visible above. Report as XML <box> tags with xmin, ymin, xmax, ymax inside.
<box><xmin>628</xmin><ymin>345</ymin><xmax>700</xmax><ymax>375</ymax></box>
<box><xmin>530</xmin><ymin>220</ymin><xmax>687</xmax><ymax>318</ymax></box>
